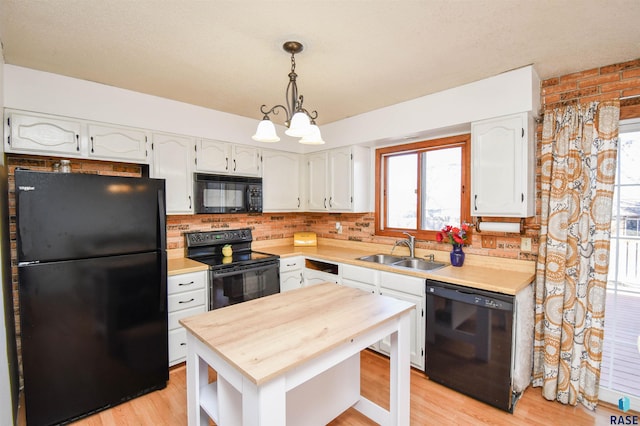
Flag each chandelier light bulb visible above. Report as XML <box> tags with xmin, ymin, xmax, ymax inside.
<box><xmin>299</xmin><ymin>123</ymin><xmax>325</xmax><ymax>145</ymax></box>
<box><xmin>252</xmin><ymin>118</ymin><xmax>280</xmax><ymax>142</ymax></box>
<box><xmin>285</xmin><ymin>111</ymin><xmax>312</xmax><ymax>137</ymax></box>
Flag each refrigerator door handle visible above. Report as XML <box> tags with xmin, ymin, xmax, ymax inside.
<box><xmin>158</xmin><ymin>187</ymin><xmax>167</xmax><ymax>313</ymax></box>
<box><xmin>160</xmin><ymin>253</ymin><xmax>167</xmax><ymax>312</ymax></box>
<box><xmin>158</xmin><ymin>188</ymin><xmax>166</xmax><ymax>251</ymax></box>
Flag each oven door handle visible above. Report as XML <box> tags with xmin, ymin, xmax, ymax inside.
<box><xmin>212</xmin><ymin>262</ymin><xmax>278</xmax><ymax>279</ymax></box>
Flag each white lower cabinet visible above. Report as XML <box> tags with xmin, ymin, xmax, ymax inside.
<box><xmin>279</xmin><ymin>256</ymin><xmax>304</xmax><ymax>292</ymax></box>
<box><xmin>378</xmin><ymin>272</ymin><xmax>425</xmax><ymax>370</ymax></box>
<box><xmin>304</xmin><ymin>258</ymin><xmax>340</xmax><ymax>286</ymax></box>
<box><xmin>341</xmin><ymin>264</ymin><xmax>377</xmax><ymax>295</ymax></box>
<box><xmin>168</xmin><ymin>270</ymin><xmax>207</xmax><ymax>366</ymax></box>
<box><xmin>341</xmin><ymin>265</ymin><xmax>425</xmax><ymax>370</ymax></box>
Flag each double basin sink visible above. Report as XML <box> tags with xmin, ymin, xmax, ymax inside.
<box><xmin>357</xmin><ymin>253</ymin><xmax>447</xmax><ymax>271</ymax></box>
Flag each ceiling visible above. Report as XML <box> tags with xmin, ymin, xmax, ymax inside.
<box><xmin>1</xmin><ymin>1</ymin><xmax>639</xmax><ymax>126</ymax></box>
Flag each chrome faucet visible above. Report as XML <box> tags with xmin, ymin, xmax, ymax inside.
<box><xmin>391</xmin><ymin>232</ymin><xmax>416</xmax><ymax>258</ymax></box>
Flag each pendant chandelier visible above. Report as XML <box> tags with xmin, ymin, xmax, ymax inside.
<box><xmin>252</xmin><ymin>41</ymin><xmax>325</xmax><ymax>145</ymax></box>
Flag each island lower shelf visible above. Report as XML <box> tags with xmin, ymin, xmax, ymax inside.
<box><xmin>198</xmin><ymin>354</ymin><xmax>361</xmax><ymax>424</ymax></box>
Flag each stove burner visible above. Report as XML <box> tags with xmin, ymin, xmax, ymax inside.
<box><xmin>184</xmin><ymin>229</ymin><xmax>279</xmax><ymax>270</ymax></box>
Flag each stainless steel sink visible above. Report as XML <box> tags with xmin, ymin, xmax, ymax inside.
<box><xmin>391</xmin><ymin>258</ymin><xmax>447</xmax><ymax>271</ymax></box>
<box><xmin>358</xmin><ymin>254</ymin><xmax>404</xmax><ymax>265</ymax></box>
<box><xmin>358</xmin><ymin>254</ymin><xmax>447</xmax><ymax>271</ymax></box>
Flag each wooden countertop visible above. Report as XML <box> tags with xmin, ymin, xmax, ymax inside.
<box><xmin>167</xmin><ymin>257</ymin><xmax>208</xmax><ymax>276</ymax></box>
<box><xmin>258</xmin><ymin>241</ymin><xmax>535</xmax><ymax>295</ymax></box>
<box><xmin>179</xmin><ymin>282</ymin><xmax>413</xmax><ymax>385</ymax></box>
<box><xmin>167</xmin><ymin>239</ymin><xmax>535</xmax><ymax>295</ymax></box>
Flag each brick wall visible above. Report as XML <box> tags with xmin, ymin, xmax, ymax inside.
<box><xmin>542</xmin><ymin>58</ymin><xmax>640</xmax><ymax>108</ymax></box>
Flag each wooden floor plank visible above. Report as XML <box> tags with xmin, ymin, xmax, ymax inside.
<box><xmin>16</xmin><ymin>350</ymin><xmax>633</xmax><ymax>426</ymax></box>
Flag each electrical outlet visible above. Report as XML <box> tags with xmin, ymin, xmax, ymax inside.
<box><xmin>521</xmin><ymin>237</ymin><xmax>532</xmax><ymax>252</ymax></box>
<box><xmin>336</xmin><ymin>222</ymin><xmax>343</xmax><ymax>234</ymax></box>
<box><xmin>481</xmin><ymin>235</ymin><xmax>496</xmax><ymax>249</ymax></box>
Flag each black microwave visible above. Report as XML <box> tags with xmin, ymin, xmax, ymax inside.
<box><xmin>193</xmin><ymin>173</ymin><xmax>262</xmax><ymax>214</ymax></box>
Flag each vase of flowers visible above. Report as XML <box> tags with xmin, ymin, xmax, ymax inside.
<box><xmin>436</xmin><ymin>224</ymin><xmax>470</xmax><ymax>267</ymax></box>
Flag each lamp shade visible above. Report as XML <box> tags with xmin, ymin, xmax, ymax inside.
<box><xmin>299</xmin><ymin>124</ymin><xmax>325</xmax><ymax>145</ymax></box>
<box><xmin>285</xmin><ymin>112</ymin><xmax>312</xmax><ymax>137</ymax></box>
<box><xmin>252</xmin><ymin>118</ymin><xmax>280</xmax><ymax>142</ymax></box>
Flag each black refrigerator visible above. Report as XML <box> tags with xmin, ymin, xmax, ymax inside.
<box><xmin>15</xmin><ymin>169</ymin><xmax>169</xmax><ymax>426</ymax></box>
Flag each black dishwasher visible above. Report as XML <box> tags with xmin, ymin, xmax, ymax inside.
<box><xmin>425</xmin><ymin>279</ymin><xmax>516</xmax><ymax>412</ymax></box>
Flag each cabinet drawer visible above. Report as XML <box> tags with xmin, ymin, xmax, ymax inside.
<box><xmin>342</xmin><ymin>264</ymin><xmax>379</xmax><ymax>284</ymax></box>
<box><xmin>169</xmin><ymin>328</ymin><xmax>188</xmax><ymax>365</ymax></box>
<box><xmin>168</xmin><ymin>271</ymin><xmax>206</xmax><ymax>295</ymax></box>
<box><xmin>168</xmin><ymin>289</ymin><xmax>206</xmax><ymax>312</ymax></box>
<box><xmin>168</xmin><ymin>305</ymin><xmax>206</xmax><ymax>331</ymax></box>
<box><xmin>380</xmin><ymin>271</ymin><xmax>424</xmax><ymax>295</ymax></box>
<box><xmin>279</xmin><ymin>257</ymin><xmax>303</xmax><ymax>272</ymax></box>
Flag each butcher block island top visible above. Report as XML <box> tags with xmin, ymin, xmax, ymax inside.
<box><xmin>179</xmin><ymin>282</ymin><xmax>413</xmax><ymax>385</ymax></box>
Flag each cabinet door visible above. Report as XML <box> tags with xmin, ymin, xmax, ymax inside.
<box><xmin>232</xmin><ymin>145</ymin><xmax>261</xmax><ymax>176</ymax></box>
<box><xmin>263</xmin><ymin>150</ymin><xmax>302</xmax><ymax>211</ymax></box>
<box><xmin>281</xmin><ymin>271</ymin><xmax>304</xmax><ymax>292</ymax></box>
<box><xmin>88</xmin><ymin>124</ymin><xmax>149</xmax><ymax>163</ymax></box>
<box><xmin>7</xmin><ymin>113</ymin><xmax>81</xmax><ymax>155</ymax></box>
<box><xmin>471</xmin><ymin>113</ymin><xmax>532</xmax><ymax>217</ymax></box>
<box><xmin>151</xmin><ymin>133</ymin><xmax>195</xmax><ymax>214</ymax></box>
<box><xmin>307</xmin><ymin>152</ymin><xmax>328</xmax><ymax>210</ymax></box>
<box><xmin>328</xmin><ymin>147</ymin><xmax>353</xmax><ymax>211</ymax></box>
<box><xmin>196</xmin><ymin>139</ymin><xmax>231</xmax><ymax>173</ymax></box>
<box><xmin>378</xmin><ymin>288</ymin><xmax>424</xmax><ymax>370</ymax></box>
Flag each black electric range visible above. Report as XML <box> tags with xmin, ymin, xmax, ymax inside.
<box><xmin>184</xmin><ymin>229</ymin><xmax>280</xmax><ymax>310</ymax></box>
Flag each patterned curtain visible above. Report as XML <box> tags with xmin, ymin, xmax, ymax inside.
<box><xmin>533</xmin><ymin>100</ymin><xmax>620</xmax><ymax>409</ymax></box>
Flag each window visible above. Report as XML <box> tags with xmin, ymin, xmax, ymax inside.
<box><xmin>599</xmin><ymin>118</ymin><xmax>640</xmax><ymax>407</ymax></box>
<box><xmin>375</xmin><ymin>134</ymin><xmax>470</xmax><ymax>240</ymax></box>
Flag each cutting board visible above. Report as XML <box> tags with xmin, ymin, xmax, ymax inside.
<box><xmin>294</xmin><ymin>232</ymin><xmax>317</xmax><ymax>246</ymax></box>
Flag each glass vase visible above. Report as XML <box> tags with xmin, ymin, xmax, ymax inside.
<box><xmin>450</xmin><ymin>244</ymin><xmax>465</xmax><ymax>267</ymax></box>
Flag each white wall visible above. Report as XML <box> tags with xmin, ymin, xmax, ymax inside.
<box><xmin>321</xmin><ymin>65</ymin><xmax>540</xmax><ymax>147</ymax></box>
<box><xmin>4</xmin><ymin>64</ymin><xmax>540</xmax><ymax>154</ymax></box>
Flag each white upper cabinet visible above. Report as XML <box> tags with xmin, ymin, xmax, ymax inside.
<box><xmin>4</xmin><ymin>110</ymin><xmax>151</xmax><ymax>164</ymax></box>
<box><xmin>88</xmin><ymin>124</ymin><xmax>149</xmax><ymax>163</ymax></box>
<box><xmin>306</xmin><ymin>146</ymin><xmax>370</xmax><ymax>212</ymax></box>
<box><xmin>195</xmin><ymin>139</ymin><xmax>230</xmax><ymax>173</ymax></box>
<box><xmin>232</xmin><ymin>145</ymin><xmax>261</xmax><ymax>176</ymax></box>
<box><xmin>151</xmin><ymin>132</ymin><xmax>195</xmax><ymax>214</ymax></box>
<box><xmin>262</xmin><ymin>149</ymin><xmax>303</xmax><ymax>211</ymax></box>
<box><xmin>471</xmin><ymin>112</ymin><xmax>535</xmax><ymax>217</ymax></box>
<box><xmin>5</xmin><ymin>112</ymin><xmax>82</xmax><ymax>156</ymax></box>
<box><xmin>196</xmin><ymin>139</ymin><xmax>261</xmax><ymax>176</ymax></box>
<box><xmin>307</xmin><ymin>151</ymin><xmax>329</xmax><ymax>210</ymax></box>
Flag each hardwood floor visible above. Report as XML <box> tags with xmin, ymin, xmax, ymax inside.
<box><xmin>19</xmin><ymin>350</ymin><xmax>630</xmax><ymax>425</ymax></box>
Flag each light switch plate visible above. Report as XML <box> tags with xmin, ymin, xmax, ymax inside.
<box><xmin>521</xmin><ymin>237</ymin><xmax>532</xmax><ymax>252</ymax></box>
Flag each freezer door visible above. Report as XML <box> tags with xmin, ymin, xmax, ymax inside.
<box><xmin>15</xmin><ymin>170</ymin><xmax>166</xmax><ymax>262</ymax></box>
<box><xmin>19</xmin><ymin>252</ymin><xmax>168</xmax><ymax>426</ymax></box>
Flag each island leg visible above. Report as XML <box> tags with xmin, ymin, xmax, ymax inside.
<box><xmin>242</xmin><ymin>375</ymin><xmax>286</xmax><ymax>425</ymax></box>
<box><xmin>186</xmin><ymin>334</ymin><xmax>209</xmax><ymax>426</ymax></box>
<box><xmin>389</xmin><ymin>313</ymin><xmax>411</xmax><ymax>425</ymax></box>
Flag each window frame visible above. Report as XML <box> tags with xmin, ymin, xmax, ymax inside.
<box><xmin>375</xmin><ymin>133</ymin><xmax>471</xmax><ymax>241</ymax></box>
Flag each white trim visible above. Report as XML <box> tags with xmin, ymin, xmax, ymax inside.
<box><xmin>599</xmin><ymin>387</ymin><xmax>640</xmax><ymax>412</ymax></box>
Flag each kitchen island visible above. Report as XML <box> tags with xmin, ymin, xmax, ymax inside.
<box><xmin>179</xmin><ymin>282</ymin><xmax>413</xmax><ymax>425</ymax></box>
